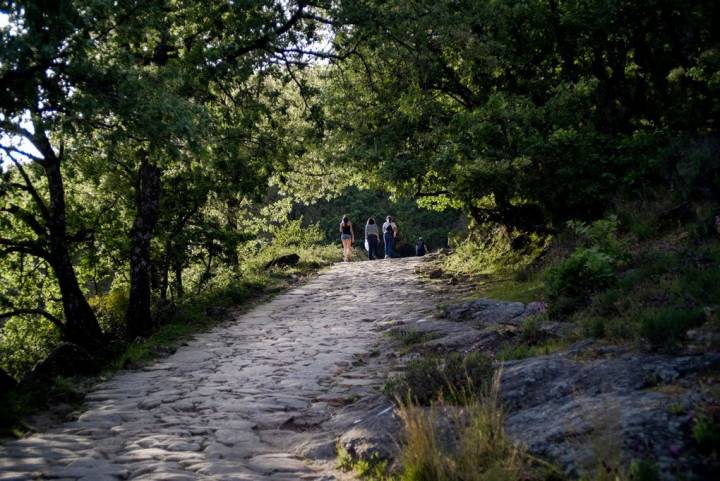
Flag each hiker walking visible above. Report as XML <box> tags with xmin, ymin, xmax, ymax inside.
<box><xmin>382</xmin><ymin>216</ymin><xmax>397</xmax><ymax>258</ymax></box>
<box><xmin>365</xmin><ymin>217</ymin><xmax>380</xmax><ymax>260</ymax></box>
<box><xmin>416</xmin><ymin>237</ymin><xmax>426</xmax><ymax>256</ymax></box>
<box><xmin>339</xmin><ymin>215</ymin><xmax>355</xmax><ymax>262</ymax></box>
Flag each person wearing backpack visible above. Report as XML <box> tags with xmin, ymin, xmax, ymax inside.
<box><xmin>416</xmin><ymin>237</ymin><xmax>426</xmax><ymax>256</ymax></box>
<box><xmin>365</xmin><ymin>217</ymin><xmax>380</xmax><ymax>260</ymax></box>
<box><xmin>382</xmin><ymin>216</ymin><xmax>397</xmax><ymax>258</ymax></box>
<box><xmin>339</xmin><ymin>215</ymin><xmax>355</xmax><ymax>262</ymax></box>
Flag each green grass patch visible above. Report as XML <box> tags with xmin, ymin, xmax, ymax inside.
<box><xmin>389</xmin><ymin>329</ymin><xmax>441</xmax><ymax>353</ymax></box>
<box><xmin>638</xmin><ymin>307</ymin><xmax>704</xmax><ymax>352</ymax></box>
<box><xmin>693</xmin><ymin>410</ymin><xmax>720</xmax><ymax>454</ymax></box>
<box><xmin>476</xmin><ymin>277</ymin><xmax>545</xmax><ymax>303</ymax></box>
<box><xmin>496</xmin><ymin>338</ymin><xmax>569</xmax><ymax>361</ymax></box>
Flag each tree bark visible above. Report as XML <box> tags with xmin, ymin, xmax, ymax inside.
<box><xmin>43</xmin><ymin>141</ymin><xmax>104</xmax><ymax>350</ymax></box>
<box><xmin>226</xmin><ymin>198</ymin><xmax>240</xmax><ymax>267</ymax></box>
<box><xmin>173</xmin><ymin>253</ymin><xmax>184</xmax><ymax>300</ymax></box>
<box><xmin>126</xmin><ymin>157</ymin><xmax>161</xmax><ymax>338</ymax></box>
<box><xmin>158</xmin><ymin>246</ymin><xmax>171</xmax><ymax>302</ymax></box>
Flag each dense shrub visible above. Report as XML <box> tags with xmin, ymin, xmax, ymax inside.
<box><xmin>546</xmin><ymin>217</ymin><xmax>627</xmax><ymax>317</ymax></box>
<box><xmin>546</xmin><ymin>247</ymin><xmax>617</xmax><ymax>316</ymax></box>
<box><xmin>88</xmin><ymin>288</ymin><xmax>129</xmax><ymax>335</ymax></box>
<box><xmin>271</xmin><ymin>218</ymin><xmax>325</xmax><ymax>248</ymax></box>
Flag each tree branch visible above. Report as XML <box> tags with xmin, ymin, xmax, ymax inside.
<box><xmin>2</xmin><ymin>153</ymin><xmax>51</xmax><ymax>221</ymax></box>
<box><xmin>222</xmin><ymin>2</ymin><xmax>307</xmax><ymax>65</ymax></box>
<box><xmin>0</xmin><ymin>205</ymin><xmax>47</xmax><ymax>237</ymax></box>
<box><xmin>0</xmin><ymin>119</ymin><xmax>35</xmax><ymax>144</ymax></box>
<box><xmin>0</xmin><ymin>143</ymin><xmax>44</xmax><ymax>163</ymax></box>
<box><xmin>0</xmin><ymin>309</ymin><xmax>64</xmax><ymax>330</ymax></box>
<box><xmin>301</xmin><ymin>13</ymin><xmax>337</xmax><ymax>26</ymax></box>
<box><xmin>0</xmin><ymin>238</ymin><xmax>50</xmax><ymax>260</ymax></box>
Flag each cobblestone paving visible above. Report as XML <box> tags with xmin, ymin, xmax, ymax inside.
<box><xmin>1</xmin><ymin>257</ymin><xmax>441</xmax><ymax>481</ymax></box>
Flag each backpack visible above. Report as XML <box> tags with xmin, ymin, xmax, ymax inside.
<box><xmin>416</xmin><ymin>241</ymin><xmax>426</xmax><ymax>256</ymax></box>
<box><xmin>385</xmin><ymin>223</ymin><xmax>394</xmax><ymax>236</ymax></box>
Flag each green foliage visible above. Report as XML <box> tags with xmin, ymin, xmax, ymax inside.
<box><xmin>88</xmin><ymin>289</ymin><xmax>129</xmax><ymax>335</ymax></box>
<box><xmin>337</xmin><ymin>446</ymin><xmax>393</xmax><ymax>481</ymax></box>
<box><xmin>443</xmin><ymin>226</ymin><xmax>551</xmax><ymax>277</ymax></box>
<box><xmin>693</xmin><ymin>411</ymin><xmax>720</xmax><ymax>454</ymax></box>
<box><xmin>0</xmin><ymin>387</ymin><xmax>42</xmax><ymax>437</ymax></box>
<box><xmin>627</xmin><ymin>460</ymin><xmax>659</xmax><ymax>481</ymax></box>
<box><xmin>384</xmin><ymin>352</ymin><xmax>493</xmax><ymax>406</ymax></box>
<box><xmin>324</xmin><ymin>0</ymin><xmax>720</xmax><ymax>235</ymax></box>
<box><xmin>546</xmin><ymin>218</ymin><xmax>627</xmax><ymax>317</ymax></box>
<box><xmin>546</xmin><ymin>247</ymin><xmax>617</xmax><ymax>316</ymax></box>
<box><xmin>638</xmin><ymin>308</ymin><xmax>704</xmax><ymax>352</ymax></box>
<box><xmin>0</xmin><ymin>375</ymin><xmax>88</xmax><ymax>437</ymax></box>
<box><xmin>271</xmin><ymin>219</ymin><xmax>325</xmax><ymax>248</ymax></box>
<box><xmin>0</xmin><ymin>316</ymin><xmax>61</xmax><ymax>380</ymax></box>
<box><xmin>496</xmin><ymin>339</ymin><xmax>568</xmax><ymax>361</ymax></box>
<box><xmin>568</xmin><ymin>234</ymin><xmax>720</xmax><ymax>349</ymax></box>
<box><xmin>110</xmin><ymin>322</ymin><xmax>195</xmax><ymax>371</ymax></box>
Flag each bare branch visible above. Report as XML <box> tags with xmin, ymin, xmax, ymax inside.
<box><xmin>0</xmin><ymin>143</ymin><xmax>44</xmax><ymax>163</ymax></box>
<box><xmin>0</xmin><ymin>119</ymin><xmax>35</xmax><ymax>143</ymax></box>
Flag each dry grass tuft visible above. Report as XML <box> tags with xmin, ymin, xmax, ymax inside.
<box><xmin>396</xmin><ymin>371</ymin><xmax>560</xmax><ymax>481</ymax></box>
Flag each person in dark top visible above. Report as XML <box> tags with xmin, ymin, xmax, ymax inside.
<box><xmin>382</xmin><ymin>216</ymin><xmax>396</xmax><ymax>258</ymax></box>
<box><xmin>339</xmin><ymin>215</ymin><xmax>355</xmax><ymax>262</ymax></box>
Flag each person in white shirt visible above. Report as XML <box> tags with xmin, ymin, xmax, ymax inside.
<box><xmin>365</xmin><ymin>217</ymin><xmax>380</xmax><ymax>260</ymax></box>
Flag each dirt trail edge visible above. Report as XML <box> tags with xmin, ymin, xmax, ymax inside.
<box><xmin>0</xmin><ymin>257</ymin><xmax>444</xmax><ymax>481</ymax></box>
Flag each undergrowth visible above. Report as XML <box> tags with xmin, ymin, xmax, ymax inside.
<box><xmin>337</xmin><ymin>445</ymin><xmax>392</xmax><ymax>481</ymax></box>
<box><xmin>437</xmin><ymin>198</ymin><xmax>720</xmax><ymax>353</ymax></box>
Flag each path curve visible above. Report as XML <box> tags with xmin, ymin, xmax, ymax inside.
<box><xmin>1</xmin><ymin>257</ymin><xmax>442</xmax><ymax>481</ymax></box>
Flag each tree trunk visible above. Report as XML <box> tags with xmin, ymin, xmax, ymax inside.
<box><xmin>126</xmin><ymin>158</ymin><xmax>161</xmax><ymax>338</ymax></box>
<box><xmin>173</xmin><ymin>253</ymin><xmax>184</xmax><ymax>300</ymax></box>
<box><xmin>226</xmin><ymin>198</ymin><xmax>239</xmax><ymax>267</ymax></box>
<box><xmin>158</xmin><ymin>246</ymin><xmax>170</xmax><ymax>302</ymax></box>
<box><xmin>44</xmin><ymin>156</ymin><xmax>104</xmax><ymax>350</ymax></box>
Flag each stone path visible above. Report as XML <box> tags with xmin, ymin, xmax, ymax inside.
<box><xmin>0</xmin><ymin>257</ymin><xmax>443</xmax><ymax>481</ymax></box>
